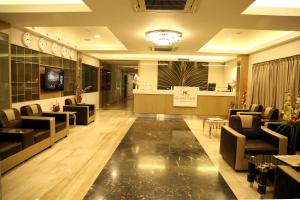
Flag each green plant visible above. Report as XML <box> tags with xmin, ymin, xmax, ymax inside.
<box><xmin>277</xmin><ymin>93</ymin><xmax>300</xmax><ymax>154</ymax></box>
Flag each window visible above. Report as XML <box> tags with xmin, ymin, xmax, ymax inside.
<box><xmin>82</xmin><ymin>64</ymin><xmax>98</xmax><ymax>93</ymax></box>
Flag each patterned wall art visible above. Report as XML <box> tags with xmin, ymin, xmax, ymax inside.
<box><xmin>157</xmin><ymin>61</ymin><xmax>208</xmax><ymax>90</ymax></box>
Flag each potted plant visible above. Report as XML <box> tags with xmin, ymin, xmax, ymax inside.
<box><xmin>276</xmin><ymin>93</ymin><xmax>300</xmax><ymax>154</ymax></box>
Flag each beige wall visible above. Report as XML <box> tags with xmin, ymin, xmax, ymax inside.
<box><xmin>82</xmin><ymin>92</ymin><xmax>100</xmax><ymax>109</ymax></box>
<box><xmin>206</xmin><ymin>63</ymin><xmax>237</xmax><ymax>90</ymax></box>
<box><xmin>138</xmin><ymin>60</ymin><xmax>158</xmax><ymax>90</ymax></box>
<box><xmin>12</xmin><ymin>95</ymin><xmax>75</xmax><ymax>111</ymax></box>
<box><xmin>247</xmin><ymin>38</ymin><xmax>300</xmax><ymax>103</ymax></box>
<box><xmin>80</xmin><ymin>54</ymin><xmax>100</xmax><ymax>67</ymax></box>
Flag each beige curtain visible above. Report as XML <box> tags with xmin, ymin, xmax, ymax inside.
<box><xmin>250</xmin><ymin>55</ymin><xmax>300</xmax><ymax>110</ymax></box>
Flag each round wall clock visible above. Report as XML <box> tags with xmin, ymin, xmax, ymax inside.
<box><xmin>51</xmin><ymin>42</ymin><xmax>58</xmax><ymax>54</ymax></box>
<box><xmin>70</xmin><ymin>50</ymin><xmax>75</xmax><ymax>59</ymax></box>
<box><xmin>38</xmin><ymin>38</ymin><xmax>47</xmax><ymax>52</ymax></box>
<box><xmin>61</xmin><ymin>46</ymin><xmax>68</xmax><ymax>58</ymax></box>
<box><xmin>22</xmin><ymin>32</ymin><xmax>33</xmax><ymax>47</ymax></box>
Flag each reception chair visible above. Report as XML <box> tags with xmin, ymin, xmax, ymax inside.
<box><xmin>20</xmin><ymin>104</ymin><xmax>69</xmax><ymax>144</ymax></box>
<box><xmin>273</xmin><ymin>165</ymin><xmax>300</xmax><ymax>199</ymax></box>
<box><xmin>0</xmin><ymin>108</ymin><xmax>55</xmax><ymax>173</ymax></box>
<box><xmin>220</xmin><ymin>115</ymin><xmax>287</xmax><ymax>170</ymax></box>
<box><xmin>63</xmin><ymin>98</ymin><xmax>95</xmax><ymax>125</ymax></box>
<box><xmin>238</xmin><ymin>107</ymin><xmax>280</xmax><ymax>124</ymax></box>
<box><xmin>229</xmin><ymin>104</ymin><xmax>263</xmax><ymax>117</ymax></box>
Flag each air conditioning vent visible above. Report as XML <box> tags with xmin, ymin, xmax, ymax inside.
<box><xmin>150</xmin><ymin>46</ymin><xmax>177</xmax><ymax>51</ymax></box>
<box><xmin>131</xmin><ymin>0</ymin><xmax>200</xmax><ymax>12</ymax></box>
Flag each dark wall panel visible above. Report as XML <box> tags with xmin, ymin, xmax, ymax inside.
<box><xmin>157</xmin><ymin>61</ymin><xmax>208</xmax><ymax>90</ymax></box>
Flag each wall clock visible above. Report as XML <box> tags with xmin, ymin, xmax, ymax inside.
<box><xmin>70</xmin><ymin>50</ymin><xmax>75</xmax><ymax>59</ymax></box>
<box><xmin>61</xmin><ymin>46</ymin><xmax>68</xmax><ymax>58</ymax></box>
<box><xmin>22</xmin><ymin>32</ymin><xmax>33</xmax><ymax>47</ymax></box>
<box><xmin>38</xmin><ymin>38</ymin><xmax>47</xmax><ymax>52</ymax></box>
<box><xmin>51</xmin><ymin>42</ymin><xmax>58</xmax><ymax>54</ymax></box>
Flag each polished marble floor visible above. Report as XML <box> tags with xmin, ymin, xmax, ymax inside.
<box><xmin>84</xmin><ymin>117</ymin><xmax>236</xmax><ymax>200</ymax></box>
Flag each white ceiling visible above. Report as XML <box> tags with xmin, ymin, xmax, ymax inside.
<box><xmin>27</xmin><ymin>26</ymin><xmax>127</xmax><ymax>51</ymax></box>
<box><xmin>243</xmin><ymin>0</ymin><xmax>300</xmax><ymax>16</ymax></box>
<box><xmin>0</xmin><ymin>0</ymin><xmax>91</xmax><ymax>13</ymax></box>
<box><xmin>1</xmin><ymin>0</ymin><xmax>300</xmax><ymax>61</ymax></box>
<box><xmin>199</xmin><ymin>29</ymin><xmax>299</xmax><ymax>54</ymax></box>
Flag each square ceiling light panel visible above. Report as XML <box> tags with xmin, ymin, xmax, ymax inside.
<box><xmin>199</xmin><ymin>29</ymin><xmax>299</xmax><ymax>54</ymax></box>
<box><xmin>242</xmin><ymin>0</ymin><xmax>300</xmax><ymax>16</ymax></box>
<box><xmin>0</xmin><ymin>0</ymin><xmax>91</xmax><ymax>13</ymax></box>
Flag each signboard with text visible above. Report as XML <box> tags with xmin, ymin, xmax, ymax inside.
<box><xmin>173</xmin><ymin>86</ymin><xmax>198</xmax><ymax>107</ymax></box>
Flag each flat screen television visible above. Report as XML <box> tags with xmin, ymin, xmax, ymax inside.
<box><xmin>44</xmin><ymin>67</ymin><xmax>64</xmax><ymax>91</ymax></box>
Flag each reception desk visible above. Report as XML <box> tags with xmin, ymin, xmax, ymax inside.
<box><xmin>133</xmin><ymin>89</ymin><xmax>235</xmax><ymax>116</ymax></box>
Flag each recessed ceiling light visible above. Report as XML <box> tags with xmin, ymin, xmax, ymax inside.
<box><xmin>94</xmin><ymin>34</ymin><xmax>101</xmax><ymax>39</ymax></box>
<box><xmin>225</xmin><ymin>37</ymin><xmax>233</xmax><ymax>42</ymax></box>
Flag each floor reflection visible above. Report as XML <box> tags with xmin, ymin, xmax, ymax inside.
<box><xmin>84</xmin><ymin>117</ymin><xmax>236</xmax><ymax>200</ymax></box>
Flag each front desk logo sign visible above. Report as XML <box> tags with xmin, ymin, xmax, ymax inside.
<box><xmin>173</xmin><ymin>86</ymin><xmax>198</xmax><ymax>107</ymax></box>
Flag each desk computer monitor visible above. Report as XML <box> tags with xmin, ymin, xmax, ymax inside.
<box><xmin>208</xmin><ymin>83</ymin><xmax>216</xmax><ymax>91</ymax></box>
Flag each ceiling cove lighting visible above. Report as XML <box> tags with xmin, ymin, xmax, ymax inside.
<box><xmin>145</xmin><ymin>30</ymin><xmax>183</xmax><ymax>46</ymax></box>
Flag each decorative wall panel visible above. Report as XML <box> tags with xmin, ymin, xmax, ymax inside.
<box><xmin>157</xmin><ymin>61</ymin><xmax>208</xmax><ymax>90</ymax></box>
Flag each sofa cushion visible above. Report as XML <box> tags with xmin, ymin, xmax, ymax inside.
<box><xmin>0</xmin><ymin>141</ymin><xmax>22</xmax><ymax>160</ymax></box>
<box><xmin>245</xmin><ymin>139</ymin><xmax>278</xmax><ymax>155</ymax></box>
<box><xmin>55</xmin><ymin>121</ymin><xmax>66</xmax><ymax>132</ymax></box>
<box><xmin>33</xmin><ymin>129</ymin><xmax>50</xmax><ymax>143</ymax></box>
<box><xmin>229</xmin><ymin>115</ymin><xmax>261</xmax><ymax>139</ymax></box>
<box><xmin>0</xmin><ymin>108</ymin><xmax>23</xmax><ymax>128</ymax></box>
<box><xmin>20</xmin><ymin>104</ymin><xmax>43</xmax><ymax>117</ymax></box>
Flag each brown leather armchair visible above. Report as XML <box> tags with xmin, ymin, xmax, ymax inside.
<box><xmin>0</xmin><ymin>108</ymin><xmax>55</xmax><ymax>173</ymax></box>
<box><xmin>220</xmin><ymin>115</ymin><xmax>288</xmax><ymax>170</ymax></box>
<box><xmin>20</xmin><ymin>104</ymin><xmax>69</xmax><ymax>144</ymax></box>
<box><xmin>273</xmin><ymin>165</ymin><xmax>300</xmax><ymax>199</ymax></box>
<box><xmin>229</xmin><ymin>104</ymin><xmax>263</xmax><ymax>117</ymax></box>
<box><xmin>63</xmin><ymin>98</ymin><xmax>95</xmax><ymax>125</ymax></box>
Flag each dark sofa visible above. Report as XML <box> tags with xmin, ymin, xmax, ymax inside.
<box><xmin>220</xmin><ymin>115</ymin><xmax>288</xmax><ymax>170</ymax></box>
<box><xmin>63</xmin><ymin>98</ymin><xmax>95</xmax><ymax>125</ymax></box>
<box><xmin>20</xmin><ymin>104</ymin><xmax>69</xmax><ymax>144</ymax></box>
<box><xmin>0</xmin><ymin>108</ymin><xmax>55</xmax><ymax>173</ymax></box>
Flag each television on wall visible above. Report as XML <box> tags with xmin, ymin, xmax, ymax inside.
<box><xmin>44</xmin><ymin>67</ymin><xmax>64</xmax><ymax>91</ymax></box>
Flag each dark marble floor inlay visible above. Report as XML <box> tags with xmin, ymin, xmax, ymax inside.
<box><xmin>84</xmin><ymin>117</ymin><xmax>236</xmax><ymax>200</ymax></box>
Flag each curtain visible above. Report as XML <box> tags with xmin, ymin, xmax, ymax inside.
<box><xmin>250</xmin><ymin>55</ymin><xmax>300</xmax><ymax>110</ymax></box>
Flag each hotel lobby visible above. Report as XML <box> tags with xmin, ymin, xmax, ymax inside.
<box><xmin>0</xmin><ymin>0</ymin><xmax>300</xmax><ymax>199</ymax></box>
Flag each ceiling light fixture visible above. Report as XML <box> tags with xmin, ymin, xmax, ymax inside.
<box><xmin>145</xmin><ymin>30</ymin><xmax>183</xmax><ymax>46</ymax></box>
<box><xmin>226</xmin><ymin>37</ymin><xmax>233</xmax><ymax>42</ymax></box>
<box><xmin>94</xmin><ymin>34</ymin><xmax>101</xmax><ymax>39</ymax></box>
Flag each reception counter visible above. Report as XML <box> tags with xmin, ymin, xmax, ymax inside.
<box><xmin>133</xmin><ymin>89</ymin><xmax>235</xmax><ymax>116</ymax></box>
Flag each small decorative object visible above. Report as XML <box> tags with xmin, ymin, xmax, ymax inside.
<box><xmin>132</xmin><ymin>74</ymin><xmax>140</xmax><ymax>89</ymax></box>
<box><xmin>241</xmin><ymin>91</ymin><xmax>247</xmax><ymax>109</ymax></box>
<box><xmin>277</xmin><ymin>92</ymin><xmax>300</xmax><ymax>154</ymax></box>
<box><xmin>282</xmin><ymin>92</ymin><xmax>293</xmax><ymax>121</ymax></box>
<box><xmin>229</xmin><ymin>80</ymin><xmax>237</xmax><ymax>89</ymax></box>
<box><xmin>229</xmin><ymin>101</ymin><xmax>235</xmax><ymax>109</ymax></box>
<box><xmin>52</xmin><ymin>101</ymin><xmax>60</xmax><ymax>112</ymax></box>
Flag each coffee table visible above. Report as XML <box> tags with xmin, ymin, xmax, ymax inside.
<box><xmin>246</xmin><ymin>154</ymin><xmax>300</xmax><ymax>198</ymax></box>
<box><xmin>63</xmin><ymin>111</ymin><xmax>77</xmax><ymax>126</ymax></box>
<box><xmin>203</xmin><ymin>117</ymin><xmax>228</xmax><ymax>138</ymax></box>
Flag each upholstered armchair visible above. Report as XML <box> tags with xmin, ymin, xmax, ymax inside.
<box><xmin>273</xmin><ymin>165</ymin><xmax>300</xmax><ymax>199</ymax></box>
<box><xmin>20</xmin><ymin>104</ymin><xmax>69</xmax><ymax>143</ymax></box>
<box><xmin>220</xmin><ymin>115</ymin><xmax>288</xmax><ymax>170</ymax></box>
<box><xmin>63</xmin><ymin>98</ymin><xmax>95</xmax><ymax>125</ymax></box>
<box><xmin>229</xmin><ymin>104</ymin><xmax>263</xmax><ymax>117</ymax></box>
<box><xmin>0</xmin><ymin>108</ymin><xmax>55</xmax><ymax>173</ymax></box>
<box><xmin>266</xmin><ymin>121</ymin><xmax>300</xmax><ymax>152</ymax></box>
<box><xmin>238</xmin><ymin>107</ymin><xmax>280</xmax><ymax>124</ymax></box>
